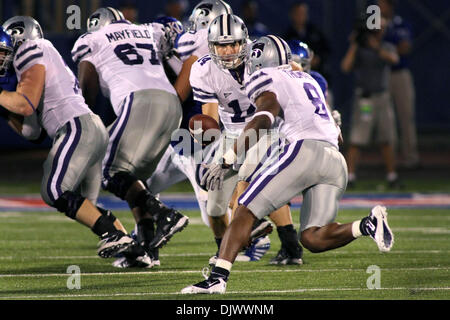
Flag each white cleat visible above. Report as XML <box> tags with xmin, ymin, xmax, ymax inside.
<box><xmin>368</xmin><ymin>205</ymin><xmax>394</xmax><ymax>252</ymax></box>
<box><xmin>181</xmin><ymin>278</ymin><xmax>227</xmax><ymax>294</ymax></box>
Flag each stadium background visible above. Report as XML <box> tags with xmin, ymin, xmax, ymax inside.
<box><xmin>0</xmin><ymin>0</ymin><xmax>449</xmax><ymax>184</ymax></box>
<box><xmin>0</xmin><ymin>0</ymin><xmax>448</xmax><ymax>302</ymax></box>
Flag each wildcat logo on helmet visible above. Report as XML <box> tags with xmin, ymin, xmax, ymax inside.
<box><xmin>251</xmin><ymin>42</ymin><xmax>265</xmax><ymax>59</ymax></box>
<box><xmin>88</xmin><ymin>14</ymin><xmax>101</xmax><ymax>29</ymax></box>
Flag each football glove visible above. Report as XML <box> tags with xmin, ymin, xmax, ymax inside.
<box><xmin>200</xmin><ymin>161</ymin><xmax>232</xmax><ymax>191</ymax></box>
<box><xmin>332</xmin><ymin>110</ymin><xmax>342</xmax><ymax>127</ymax></box>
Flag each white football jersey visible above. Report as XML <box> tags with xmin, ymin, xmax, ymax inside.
<box><xmin>175</xmin><ymin>28</ymin><xmax>209</xmax><ymax>61</ymax></box>
<box><xmin>13</xmin><ymin>39</ymin><xmax>91</xmax><ymax>139</ymax></box>
<box><xmin>244</xmin><ymin>67</ymin><xmax>339</xmax><ymax>148</ymax></box>
<box><xmin>71</xmin><ymin>21</ymin><xmax>176</xmax><ymax>114</ymax></box>
<box><xmin>190</xmin><ymin>55</ymin><xmax>256</xmax><ymax>135</ymax></box>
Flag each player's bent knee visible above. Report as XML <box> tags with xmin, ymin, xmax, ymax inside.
<box><xmin>53</xmin><ymin>191</ymin><xmax>85</xmax><ymax>220</ymax></box>
<box><xmin>103</xmin><ymin>171</ymin><xmax>138</xmax><ymax>200</ymax></box>
<box><xmin>207</xmin><ymin>202</ymin><xmax>228</xmax><ymax>218</ymax></box>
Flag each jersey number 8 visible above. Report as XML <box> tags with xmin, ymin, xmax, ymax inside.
<box><xmin>303</xmin><ymin>83</ymin><xmax>329</xmax><ymax>120</ymax></box>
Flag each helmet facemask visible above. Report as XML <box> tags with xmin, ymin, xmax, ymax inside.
<box><xmin>0</xmin><ymin>45</ymin><xmax>13</xmax><ymax>77</ymax></box>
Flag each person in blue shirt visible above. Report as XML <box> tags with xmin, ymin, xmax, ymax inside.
<box><xmin>379</xmin><ymin>0</ymin><xmax>419</xmax><ymax>169</ymax></box>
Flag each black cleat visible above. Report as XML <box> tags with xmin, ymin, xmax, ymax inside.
<box><xmin>149</xmin><ymin>209</ymin><xmax>189</xmax><ymax>249</ymax></box>
<box><xmin>112</xmin><ymin>240</ymin><xmax>153</xmax><ymax>268</ymax></box>
<box><xmin>269</xmin><ymin>247</ymin><xmax>303</xmax><ymax>265</ymax></box>
<box><xmin>97</xmin><ymin>230</ymin><xmax>135</xmax><ymax>258</ymax></box>
<box><xmin>249</xmin><ymin>218</ymin><xmax>273</xmax><ymax>243</ymax></box>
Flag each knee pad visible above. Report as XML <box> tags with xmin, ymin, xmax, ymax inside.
<box><xmin>54</xmin><ymin>191</ymin><xmax>85</xmax><ymax>220</ymax></box>
<box><xmin>104</xmin><ymin>171</ymin><xmax>139</xmax><ymax>200</ymax></box>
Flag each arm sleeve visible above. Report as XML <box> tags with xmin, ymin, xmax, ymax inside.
<box><xmin>176</xmin><ymin>32</ymin><xmax>199</xmax><ymax>61</ymax></box>
<box><xmin>71</xmin><ymin>33</ymin><xmax>95</xmax><ymax>65</ymax></box>
<box><xmin>244</xmin><ymin>69</ymin><xmax>275</xmax><ymax>103</ymax></box>
<box><xmin>13</xmin><ymin>40</ymin><xmax>45</xmax><ymax>74</ymax></box>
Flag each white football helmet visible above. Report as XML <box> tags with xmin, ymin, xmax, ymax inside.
<box><xmin>247</xmin><ymin>35</ymin><xmax>292</xmax><ymax>75</ymax></box>
<box><xmin>187</xmin><ymin>0</ymin><xmax>233</xmax><ymax>32</ymax></box>
<box><xmin>87</xmin><ymin>7</ymin><xmax>125</xmax><ymax>32</ymax></box>
<box><xmin>208</xmin><ymin>14</ymin><xmax>249</xmax><ymax>69</ymax></box>
<box><xmin>2</xmin><ymin>16</ymin><xmax>43</xmax><ymax>49</ymax></box>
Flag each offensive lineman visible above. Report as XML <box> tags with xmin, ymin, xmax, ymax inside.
<box><xmin>0</xmin><ymin>17</ymin><xmax>140</xmax><ymax>260</ymax></box>
<box><xmin>71</xmin><ymin>8</ymin><xmax>188</xmax><ymax>267</ymax></box>
<box><xmin>182</xmin><ymin>35</ymin><xmax>394</xmax><ymax>294</ymax></box>
<box><xmin>146</xmin><ymin>1</ymin><xmax>242</xmax><ymax>263</ymax></box>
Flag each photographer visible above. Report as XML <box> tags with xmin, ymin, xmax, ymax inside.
<box><xmin>341</xmin><ymin>17</ymin><xmax>401</xmax><ymax>188</ymax></box>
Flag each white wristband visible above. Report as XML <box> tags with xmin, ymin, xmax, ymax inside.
<box><xmin>223</xmin><ymin>148</ymin><xmax>237</xmax><ymax>165</ymax></box>
<box><xmin>253</xmin><ymin>111</ymin><xmax>275</xmax><ymax>125</ymax></box>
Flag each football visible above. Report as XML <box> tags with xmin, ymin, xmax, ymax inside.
<box><xmin>188</xmin><ymin>114</ymin><xmax>220</xmax><ymax>145</ymax></box>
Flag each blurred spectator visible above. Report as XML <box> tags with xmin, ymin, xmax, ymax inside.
<box><xmin>283</xmin><ymin>1</ymin><xmax>330</xmax><ymax>78</ymax></box>
<box><xmin>119</xmin><ymin>0</ymin><xmax>138</xmax><ymax>23</ymax></box>
<box><xmin>241</xmin><ymin>0</ymin><xmax>269</xmax><ymax>40</ymax></box>
<box><xmin>341</xmin><ymin>16</ymin><xmax>400</xmax><ymax>188</ymax></box>
<box><xmin>164</xmin><ymin>0</ymin><xmax>189</xmax><ymax>25</ymax></box>
<box><xmin>379</xmin><ymin>0</ymin><xmax>420</xmax><ymax>169</ymax></box>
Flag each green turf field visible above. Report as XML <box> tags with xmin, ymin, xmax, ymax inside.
<box><xmin>0</xmin><ymin>206</ymin><xmax>448</xmax><ymax>300</ymax></box>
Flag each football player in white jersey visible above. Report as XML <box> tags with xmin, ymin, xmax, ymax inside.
<box><xmin>145</xmin><ymin>15</ymin><xmax>212</xmax><ymax>231</ymax></box>
<box><xmin>191</xmin><ymin>14</ymin><xmax>303</xmax><ymax>265</ymax></box>
<box><xmin>71</xmin><ymin>8</ymin><xmax>189</xmax><ymax>268</ymax></box>
<box><xmin>173</xmin><ymin>0</ymin><xmax>233</xmax><ymax>103</ymax></box>
<box><xmin>146</xmin><ymin>1</ymin><xmax>236</xmax><ymax>263</ymax></box>
<box><xmin>182</xmin><ymin>35</ymin><xmax>394</xmax><ymax>294</ymax></box>
<box><xmin>0</xmin><ymin>16</ymin><xmax>144</xmax><ymax>262</ymax></box>
<box><xmin>171</xmin><ymin>2</ymin><xmax>273</xmax><ymax>263</ymax></box>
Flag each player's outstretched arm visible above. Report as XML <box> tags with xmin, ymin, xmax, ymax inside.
<box><xmin>202</xmin><ymin>102</ymin><xmax>219</xmax><ymax>124</ymax></box>
<box><xmin>224</xmin><ymin>91</ymin><xmax>280</xmax><ymax>166</ymax></box>
<box><xmin>174</xmin><ymin>55</ymin><xmax>198</xmax><ymax>103</ymax></box>
<box><xmin>0</xmin><ymin>64</ymin><xmax>44</xmax><ymax>116</ymax></box>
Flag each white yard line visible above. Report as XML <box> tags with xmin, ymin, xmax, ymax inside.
<box><xmin>0</xmin><ymin>249</ymin><xmax>448</xmax><ymax>261</ymax></box>
<box><xmin>0</xmin><ymin>287</ymin><xmax>448</xmax><ymax>299</ymax></box>
<box><xmin>0</xmin><ymin>267</ymin><xmax>448</xmax><ymax>278</ymax></box>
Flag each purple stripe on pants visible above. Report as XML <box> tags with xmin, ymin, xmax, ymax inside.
<box><xmin>102</xmin><ymin>93</ymin><xmax>134</xmax><ymax>182</ymax></box>
<box><xmin>55</xmin><ymin>118</ymin><xmax>82</xmax><ymax>196</ymax></box>
<box><xmin>239</xmin><ymin>140</ymin><xmax>303</xmax><ymax>207</ymax></box>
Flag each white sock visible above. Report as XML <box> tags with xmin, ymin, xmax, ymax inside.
<box><xmin>215</xmin><ymin>258</ymin><xmax>233</xmax><ymax>271</ymax></box>
<box><xmin>352</xmin><ymin>220</ymin><xmax>363</xmax><ymax>238</ymax></box>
